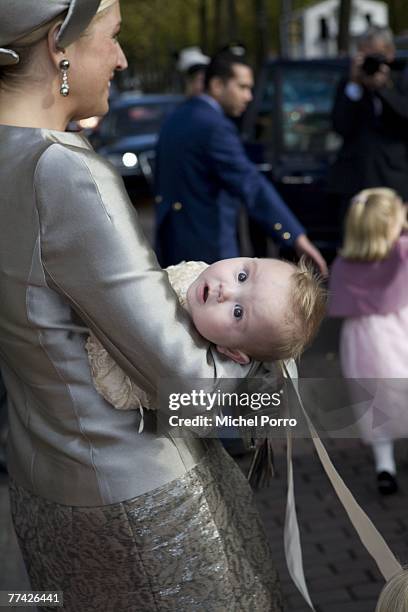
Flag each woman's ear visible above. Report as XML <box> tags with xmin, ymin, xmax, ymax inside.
<box><xmin>47</xmin><ymin>22</ymin><xmax>66</xmax><ymax>70</ymax></box>
<box><xmin>216</xmin><ymin>346</ymin><xmax>250</xmax><ymax>365</ymax></box>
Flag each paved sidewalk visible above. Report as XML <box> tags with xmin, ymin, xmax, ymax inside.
<box><xmin>245</xmin><ymin>436</ymin><xmax>408</xmax><ymax>612</ymax></box>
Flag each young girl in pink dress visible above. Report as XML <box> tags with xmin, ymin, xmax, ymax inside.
<box><xmin>329</xmin><ymin>188</ymin><xmax>408</xmax><ymax>495</ymax></box>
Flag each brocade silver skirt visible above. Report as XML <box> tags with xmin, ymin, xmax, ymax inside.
<box><xmin>9</xmin><ymin>440</ymin><xmax>283</xmax><ymax>611</ymax></box>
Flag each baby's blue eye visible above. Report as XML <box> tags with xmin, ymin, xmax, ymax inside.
<box><xmin>234</xmin><ymin>305</ymin><xmax>244</xmax><ymax>319</ymax></box>
<box><xmin>238</xmin><ymin>271</ymin><xmax>247</xmax><ymax>282</ymax></box>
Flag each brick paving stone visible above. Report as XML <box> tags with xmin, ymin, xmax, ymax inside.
<box><xmin>325</xmin><ymin>601</ymin><xmax>377</xmax><ymax>612</ymax></box>
<box><xmin>310</xmin><ymin>587</ymin><xmax>352</xmax><ymax>605</ymax></box>
<box><xmin>299</xmin><ymin>564</ymin><xmax>335</xmax><ymax>580</ymax></box>
<box><xmin>285</xmin><ymin>595</ymin><xmax>309</xmax><ymax>611</ymax></box>
<box><xmin>309</xmin><ymin>571</ymin><xmax>370</xmax><ymax>591</ymax></box>
<box><xmin>0</xmin><ymin>480</ymin><xmax>29</xmax><ymax>590</ymax></box>
<box><xmin>351</xmin><ymin>582</ymin><xmax>385</xmax><ymax>599</ymax></box>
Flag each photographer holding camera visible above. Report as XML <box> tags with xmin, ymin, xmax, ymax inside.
<box><xmin>329</xmin><ymin>26</ymin><xmax>408</xmax><ymax>218</ymax></box>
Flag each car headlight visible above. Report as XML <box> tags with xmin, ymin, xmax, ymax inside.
<box><xmin>122</xmin><ymin>152</ymin><xmax>138</xmax><ymax>168</ymax></box>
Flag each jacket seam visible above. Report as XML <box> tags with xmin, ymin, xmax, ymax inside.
<box><xmin>32</xmin><ymin>144</ymin><xmax>108</xmax><ymax>504</ymax></box>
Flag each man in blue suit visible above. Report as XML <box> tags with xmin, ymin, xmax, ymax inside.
<box><xmin>155</xmin><ymin>52</ymin><xmax>327</xmax><ymax>275</ymax></box>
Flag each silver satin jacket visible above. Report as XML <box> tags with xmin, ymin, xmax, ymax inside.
<box><xmin>0</xmin><ymin>125</ymin><xmax>257</xmax><ymax>506</ymax></box>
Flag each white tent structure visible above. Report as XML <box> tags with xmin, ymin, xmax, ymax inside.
<box><xmin>285</xmin><ymin>0</ymin><xmax>388</xmax><ymax>59</ymax></box>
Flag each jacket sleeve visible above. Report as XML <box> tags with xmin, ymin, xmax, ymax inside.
<box><xmin>208</xmin><ymin>119</ymin><xmax>304</xmax><ymax>246</ymax></box>
<box><xmin>34</xmin><ymin>143</ymin><xmax>253</xmax><ymax>398</ymax></box>
<box><xmin>377</xmin><ymin>74</ymin><xmax>408</xmax><ymax>121</ymax></box>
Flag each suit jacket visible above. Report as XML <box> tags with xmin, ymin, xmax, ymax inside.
<box><xmin>0</xmin><ymin>125</ymin><xmax>262</xmax><ymax>506</ymax></box>
<box><xmin>329</xmin><ymin>72</ymin><xmax>408</xmax><ymax>200</ymax></box>
<box><xmin>155</xmin><ymin>96</ymin><xmax>304</xmax><ymax>266</ymax></box>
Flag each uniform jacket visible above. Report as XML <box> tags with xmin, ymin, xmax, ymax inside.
<box><xmin>155</xmin><ymin>96</ymin><xmax>304</xmax><ymax>266</ymax></box>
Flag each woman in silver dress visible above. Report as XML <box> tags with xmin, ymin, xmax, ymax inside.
<box><xmin>0</xmin><ymin>1</ymin><xmax>282</xmax><ymax>610</ymax></box>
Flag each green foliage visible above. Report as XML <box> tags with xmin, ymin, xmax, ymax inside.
<box><xmin>119</xmin><ymin>0</ymin><xmax>281</xmax><ymax>88</ymax></box>
<box><xmin>118</xmin><ymin>0</ymin><xmax>408</xmax><ymax>91</ymax></box>
<box><xmin>120</xmin><ymin>0</ymin><xmax>198</xmax><ymax>65</ymax></box>
<box><xmin>388</xmin><ymin>0</ymin><xmax>408</xmax><ymax>34</ymax></box>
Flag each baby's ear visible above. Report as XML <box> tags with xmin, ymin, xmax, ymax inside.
<box><xmin>216</xmin><ymin>346</ymin><xmax>250</xmax><ymax>365</ymax></box>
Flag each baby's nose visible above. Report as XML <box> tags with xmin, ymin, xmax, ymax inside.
<box><xmin>217</xmin><ymin>283</ymin><xmax>232</xmax><ymax>303</ymax></box>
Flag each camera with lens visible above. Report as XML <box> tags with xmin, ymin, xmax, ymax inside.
<box><xmin>361</xmin><ymin>54</ymin><xmax>389</xmax><ymax>76</ymax></box>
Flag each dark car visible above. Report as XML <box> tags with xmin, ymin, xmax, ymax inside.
<box><xmin>242</xmin><ymin>57</ymin><xmax>349</xmax><ymax>256</ymax></box>
<box><xmin>89</xmin><ymin>93</ymin><xmax>184</xmax><ymax>192</ymax></box>
<box><xmin>243</xmin><ymin>54</ymin><xmax>408</xmax><ymax>257</ymax></box>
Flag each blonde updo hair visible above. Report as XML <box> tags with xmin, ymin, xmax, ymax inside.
<box><xmin>340</xmin><ymin>188</ymin><xmax>408</xmax><ymax>262</ymax></box>
<box><xmin>375</xmin><ymin>569</ymin><xmax>408</xmax><ymax>612</ymax></box>
<box><xmin>0</xmin><ymin>0</ymin><xmax>117</xmax><ymax>90</ymax></box>
<box><xmin>87</xmin><ymin>0</ymin><xmax>118</xmax><ymax>26</ymax></box>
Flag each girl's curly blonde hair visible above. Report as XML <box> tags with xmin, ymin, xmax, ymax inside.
<box><xmin>376</xmin><ymin>568</ymin><xmax>408</xmax><ymax>612</ymax></box>
<box><xmin>341</xmin><ymin>188</ymin><xmax>408</xmax><ymax>262</ymax></box>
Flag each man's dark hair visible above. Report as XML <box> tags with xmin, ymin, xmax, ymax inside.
<box><xmin>204</xmin><ymin>52</ymin><xmax>250</xmax><ymax>90</ymax></box>
<box><xmin>186</xmin><ymin>64</ymin><xmax>206</xmax><ymax>77</ymax></box>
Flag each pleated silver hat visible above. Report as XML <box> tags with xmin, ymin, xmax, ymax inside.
<box><xmin>0</xmin><ymin>0</ymin><xmax>101</xmax><ymax>66</ymax></box>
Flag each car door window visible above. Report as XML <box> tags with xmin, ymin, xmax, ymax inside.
<box><xmin>281</xmin><ymin>66</ymin><xmax>342</xmax><ymax>154</ymax></box>
<box><xmin>253</xmin><ymin>80</ymin><xmax>276</xmax><ymax>145</ymax></box>
<box><xmin>113</xmin><ymin>105</ymin><xmax>164</xmax><ymax>137</ymax></box>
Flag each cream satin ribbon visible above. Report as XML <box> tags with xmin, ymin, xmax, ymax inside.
<box><xmin>282</xmin><ymin>361</ymin><xmax>402</xmax><ymax>610</ymax></box>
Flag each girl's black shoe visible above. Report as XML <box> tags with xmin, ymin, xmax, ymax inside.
<box><xmin>377</xmin><ymin>471</ymin><xmax>398</xmax><ymax>496</ymax></box>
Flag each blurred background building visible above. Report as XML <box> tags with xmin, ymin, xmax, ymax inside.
<box><xmin>285</xmin><ymin>0</ymin><xmax>388</xmax><ymax>58</ymax></box>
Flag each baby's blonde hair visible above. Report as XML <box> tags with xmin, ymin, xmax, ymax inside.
<box><xmin>341</xmin><ymin>188</ymin><xmax>407</xmax><ymax>262</ymax></box>
<box><xmin>376</xmin><ymin>569</ymin><xmax>408</xmax><ymax>612</ymax></box>
<box><xmin>248</xmin><ymin>257</ymin><xmax>327</xmax><ymax>362</ymax></box>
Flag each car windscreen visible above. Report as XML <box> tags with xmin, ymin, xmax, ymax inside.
<box><xmin>280</xmin><ymin>66</ymin><xmax>343</xmax><ymax>154</ymax></box>
<box><xmin>108</xmin><ymin>102</ymin><xmax>178</xmax><ymax>138</ymax></box>
<box><xmin>257</xmin><ymin>64</ymin><xmax>344</xmax><ymax>156</ymax></box>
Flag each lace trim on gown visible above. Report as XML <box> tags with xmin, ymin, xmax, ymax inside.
<box><xmin>86</xmin><ymin>261</ymin><xmax>208</xmax><ymax>431</ymax></box>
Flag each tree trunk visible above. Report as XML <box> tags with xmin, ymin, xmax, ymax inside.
<box><xmin>255</xmin><ymin>0</ymin><xmax>268</xmax><ymax>70</ymax></box>
<box><xmin>337</xmin><ymin>0</ymin><xmax>352</xmax><ymax>54</ymax></box>
<box><xmin>227</xmin><ymin>0</ymin><xmax>238</xmax><ymax>42</ymax></box>
<box><xmin>389</xmin><ymin>0</ymin><xmax>408</xmax><ymax>33</ymax></box>
<box><xmin>214</xmin><ymin>0</ymin><xmax>224</xmax><ymax>50</ymax></box>
<box><xmin>279</xmin><ymin>0</ymin><xmax>292</xmax><ymax>58</ymax></box>
<box><xmin>199</xmin><ymin>0</ymin><xmax>208</xmax><ymax>52</ymax></box>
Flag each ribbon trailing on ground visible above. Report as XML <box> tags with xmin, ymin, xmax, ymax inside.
<box><xmin>282</xmin><ymin>360</ymin><xmax>402</xmax><ymax>610</ymax></box>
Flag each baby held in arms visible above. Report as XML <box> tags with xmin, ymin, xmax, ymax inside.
<box><xmin>86</xmin><ymin>257</ymin><xmax>326</xmax><ymax>417</ymax></box>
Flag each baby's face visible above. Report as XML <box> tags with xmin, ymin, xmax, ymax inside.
<box><xmin>186</xmin><ymin>257</ymin><xmax>294</xmax><ymax>356</ymax></box>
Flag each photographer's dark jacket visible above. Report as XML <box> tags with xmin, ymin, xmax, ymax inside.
<box><xmin>329</xmin><ymin>70</ymin><xmax>408</xmax><ymax>200</ymax></box>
